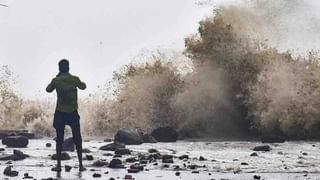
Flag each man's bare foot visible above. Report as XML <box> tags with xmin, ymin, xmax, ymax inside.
<box><xmin>51</xmin><ymin>166</ymin><xmax>62</xmax><ymax>172</ymax></box>
<box><xmin>79</xmin><ymin>166</ymin><xmax>86</xmax><ymax>172</ymax></box>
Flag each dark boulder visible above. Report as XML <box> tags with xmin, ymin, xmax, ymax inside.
<box><xmin>151</xmin><ymin>127</ymin><xmax>178</xmax><ymax>142</ymax></box>
<box><xmin>114</xmin><ymin>129</ymin><xmax>143</xmax><ymax>145</ymax></box>
<box><xmin>3</xmin><ymin>166</ymin><xmax>18</xmax><ymax>177</ymax></box>
<box><xmin>142</xmin><ymin>134</ymin><xmax>157</xmax><ymax>143</ymax></box>
<box><xmin>2</xmin><ymin>136</ymin><xmax>29</xmax><ymax>148</ymax></box>
<box><xmin>261</xmin><ymin>135</ymin><xmax>285</xmax><ymax>143</ymax></box>
<box><xmin>62</xmin><ymin>137</ymin><xmax>75</xmax><ymax>152</ymax></box>
<box><xmin>99</xmin><ymin>142</ymin><xmax>125</xmax><ymax>151</ymax></box>
<box><xmin>253</xmin><ymin>145</ymin><xmax>271</xmax><ymax>152</ymax></box>
<box><xmin>93</xmin><ymin>160</ymin><xmax>108</xmax><ymax>167</ymax></box>
<box><xmin>108</xmin><ymin>159</ymin><xmax>124</xmax><ymax>168</ymax></box>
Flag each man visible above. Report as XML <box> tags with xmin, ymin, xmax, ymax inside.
<box><xmin>46</xmin><ymin>59</ymin><xmax>86</xmax><ymax>172</ymax></box>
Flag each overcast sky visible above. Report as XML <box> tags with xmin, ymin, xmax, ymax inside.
<box><xmin>0</xmin><ymin>0</ymin><xmax>218</xmax><ymax>98</ymax></box>
<box><xmin>1</xmin><ymin>0</ymin><xmax>320</xmax><ymax>99</ymax></box>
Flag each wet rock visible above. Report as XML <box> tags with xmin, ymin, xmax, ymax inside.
<box><xmin>126</xmin><ymin>157</ymin><xmax>138</xmax><ymax>163</ymax></box>
<box><xmin>302</xmin><ymin>152</ymin><xmax>308</xmax><ymax>156</ymax></box>
<box><xmin>0</xmin><ymin>149</ymin><xmax>29</xmax><ymax>161</ymax></box>
<box><xmin>241</xmin><ymin>162</ymin><xmax>249</xmax><ymax>165</ymax></box>
<box><xmin>82</xmin><ymin>148</ymin><xmax>91</xmax><ymax>153</ymax></box>
<box><xmin>254</xmin><ymin>175</ymin><xmax>261</xmax><ymax>179</ymax></box>
<box><xmin>93</xmin><ymin>160</ymin><xmax>108</xmax><ymax>167</ymax></box>
<box><xmin>250</xmin><ymin>152</ymin><xmax>258</xmax><ymax>156</ymax></box>
<box><xmin>46</xmin><ymin>143</ymin><xmax>52</xmax><ymax>147</ymax></box>
<box><xmin>124</xmin><ymin>175</ymin><xmax>133</xmax><ymax>180</ymax></box>
<box><xmin>148</xmin><ymin>148</ymin><xmax>159</xmax><ymax>153</ymax></box>
<box><xmin>108</xmin><ymin>159</ymin><xmax>124</xmax><ymax>169</ymax></box>
<box><xmin>51</xmin><ymin>152</ymin><xmax>71</xmax><ymax>160</ymax></box>
<box><xmin>86</xmin><ymin>155</ymin><xmax>94</xmax><ymax>161</ymax></box>
<box><xmin>114</xmin><ymin>154</ymin><xmax>122</xmax><ymax>158</ymax></box>
<box><xmin>62</xmin><ymin>137</ymin><xmax>75</xmax><ymax>152</ymax></box>
<box><xmin>115</xmin><ymin>148</ymin><xmax>131</xmax><ymax>155</ymax></box>
<box><xmin>99</xmin><ymin>142</ymin><xmax>125</xmax><ymax>151</ymax></box>
<box><xmin>253</xmin><ymin>145</ymin><xmax>271</xmax><ymax>152</ymax></box>
<box><xmin>175</xmin><ymin>171</ymin><xmax>181</xmax><ymax>176</ymax></box>
<box><xmin>151</xmin><ymin>127</ymin><xmax>178</xmax><ymax>142</ymax></box>
<box><xmin>162</xmin><ymin>155</ymin><xmax>174</xmax><ymax>163</ymax></box>
<box><xmin>142</xmin><ymin>134</ymin><xmax>157</xmax><ymax>143</ymax></box>
<box><xmin>23</xmin><ymin>172</ymin><xmax>33</xmax><ymax>179</ymax></box>
<box><xmin>93</xmin><ymin>173</ymin><xmax>102</xmax><ymax>178</ymax></box>
<box><xmin>127</xmin><ymin>168</ymin><xmax>140</xmax><ymax>173</ymax></box>
<box><xmin>114</xmin><ymin>129</ymin><xmax>143</xmax><ymax>145</ymax></box>
<box><xmin>109</xmin><ymin>178</ymin><xmax>115</xmax><ymax>180</ymax></box>
<box><xmin>3</xmin><ymin>166</ymin><xmax>18</xmax><ymax>177</ymax></box>
<box><xmin>179</xmin><ymin>155</ymin><xmax>189</xmax><ymax>160</ymax></box>
<box><xmin>192</xmin><ymin>171</ymin><xmax>200</xmax><ymax>174</ymax></box>
<box><xmin>2</xmin><ymin>136</ymin><xmax>29</xmax><ymax>148</ymax></box>
<box><xmin>199</xmin><ymin>156</ymin><xmax>207</xmax><ymax>161</ymax></box>
<box><xmin>65</xmin><ymin>165</ymin><xmax>72</xmax><ymax>172</ymax></box>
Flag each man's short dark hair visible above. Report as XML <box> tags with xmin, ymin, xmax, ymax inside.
<box><xmin>59</xmin><ymin>59</ymin><xmax>69</xmax><ymax>73</ymax></box>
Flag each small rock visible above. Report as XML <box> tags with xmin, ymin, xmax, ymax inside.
<box><xmin>93</xmin><ymin>160</ymin><xmax>108</xmax><ymax>167</ymax></box>
<box><xmin>175</xmin><ymin>171</ymin><xmax>180</xmax><ymax>176</ymax></box>
<box><xmin>86</xmin><ymin>155</ymin><xmax>94</xmax><ymax>161</ymax></box>
<box><xmin>93</xmin><ymin>173</ymin><xmax>102</xmax><ymax>178</ymax></box>
<box><xmin>108</xmin><ymin>159</ymin><xmax>124</xmax><ymax>169</ymax></box>
<box><xmin>192</xmin><ymin>171</ymin><xmax>199</xmax><ymax>174</ymax></box>
<box><xmin>115</xmin><ymin>148</ymin><xmax>131</xmax><ymax>155</ymax></box>
<box><xmin>250</xmin><ymin>152</ymin><xmax>258</xmax><ymax>156</ymax></box>
<box><xmin>241</xmin><ymin>162</ymin><xmax>248</xmax><ymax>165</ymax></box>
<box><xmin>126</xmin><ymin>157</ymin><xmax>138</xmax><ymax>163</ymax></box>
<box><xmin>302</xmin><ymin>152</ymin><xmax>308</xmax><ymax>156</ymax></box>
<box><xmin>148</xmin><ymin>149</ymin><xmax>158</xmax><ymax>153</ymax></box>
<box><xmin>23</xmin><ymin>172</ymin><xmax>33</xmax><ymax>179</ymax></box>
<box><xmin>2</xmin><ymin>136</ymin><xmax>29</xmax><ymax>148</ymax></box>
<box><xmin>3</xmin><ymin>166</ymin><xmax>18</xmax><ymax>177</ymax></box>
<box><xmin>199</xmin><ymin>156</ymin><xmax>206</xmax><ymax>161</ymax></box>
<box><xmin>114</xmin><ymin>129</ymin><xmax>143</xmax><ymax>145</ymax></box>
<box><xmin>124</xmin><ymin>175</ymin><xmax>133</xmax><ymax>179</ymax></box>
<box><xmin>99</xmin><ymin>142</ymin><xmax>125</xmax><ymax>151</ymax></box>
<box><xmin>82</xmin><ymin>148</ymin><xmax>91</xmax><ymax>153</ymax></box>
<box><xmin>253</xmin><ymin>145</ymin><xmax>271</xmax><ymax>152</ymax></box>
<box><xmin>179</xmin><ymin>155</ymin><xmax>189</xmax><ymax>160</ymax></box>
<box><xmin>253</xmin><ymin>175</ymin><xmax>261</xmax><ymax>179</ymax></box>
<box><xmin>46</xmin><ymin>143</ymin><xmax>52</xmax><ymax>147</ymax></box>
<box><xmin>65</xmin><ymin>165</ymin><xmax>72</xmax><ymax>172</ymax></box>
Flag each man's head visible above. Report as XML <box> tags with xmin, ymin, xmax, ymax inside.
<box><xmin>58</xmin><ymin>59</ymin><xmax>69</xmax><ymax>73</ymax></box>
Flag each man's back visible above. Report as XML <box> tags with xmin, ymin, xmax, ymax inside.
<box><xmin>46</xmin><ymin>72</ymin><xmax>86</xmax><ymax>112</ymax></box>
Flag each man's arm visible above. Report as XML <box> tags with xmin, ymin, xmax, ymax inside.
<box><xmin>46</xmin><ymin>79</ymin><xmax>55</xmax><ymax>93</ymax></box>
<box><xmin>77</xmin><ymin>77</ymin><xmax>86</xmax><ymax>90</ymax></box>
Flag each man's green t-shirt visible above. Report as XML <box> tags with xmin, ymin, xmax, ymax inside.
<box><xmin>46</xmin><ymin>73</ymin><xmax>86</xmax><ymax>113</ymax></box>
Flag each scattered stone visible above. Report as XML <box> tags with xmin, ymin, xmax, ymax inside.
<box><xmin>99</xmin><ymin>142</ymin><xmax>125</xmax><ymax>151</ymax></box>
<box><xmin>51</xmin><ymin>152</ymin><xmax>71</xmax><ymax>160</ymax></box>
<box><xmin>109</xmin><ymin>178</ymin><xmax>115</xmax><ymax>180</ymax></box>
<box><xmin>93</xmin><ymin>173</ymin><xmax>102</xmax><ymax>178</ymax></box>
<box><xmin>18</xmin><ymin>132</ymin><xmax>36</xmax><ymax>139</ymax></box>
<box><xmin>241</xmin><ymin>162</ymin><xmax>249</xmax><ymax>165</ymax></box>
<box><xmin>0</xmin><ymin>148</ymin><xmax>5</xmax><ymax>151</ymax></box>
<box><xmin>254</xmin><ymin>175</ymin><xmax>261</xmax><ymax>179</ymax></box>
<box><xmin>162</xmin><ymin>155</ymin><xmax>174</xmax><ymax>163</ymax></box>
<box><xmin>62</xmin><ymin>137</ymin><xmax>75</xmax><ymax>152</ymax></box>
<box><xmin>151</xmin><ymin>127</ymin><xmax>178</xmax><ymax>142</ymax></box>
<box><xmin>3</xmin><ymin>166</ymin><xmax>18</xmax><ymax>177</ymax></box>
<box><xmin>23</xmin><ymin>172</ymin><xmax>33</xmax><ymax>179</ymax></box>
<box><xmin>192</xmin><ymin>171</ymin><xmax>200</xmax><ymax>174</ymax></box>
<box><xmin>82</xmin><ymin>148</ymin><xmax>91</xmax><ymax>153</ymax></box>
<box><xmin>114</xmin><ymin>154</ymin><xmax>122</xmax><ymax>158</ymax></box>
<box><xmin>148</xmin><ymin>148</ymin><xmax>158</xmax><ymax>153</ymax></box>
<box><xmin>140</xmin><ymin>160</ymin><xmax>148</xmax><ymax>164</ymax></box>
<box><xmin>175</xmin><ymin>171</ymin><xmax>180</xmax><ymax>176</ymax></box>
<box><xmin>115</xmin><ymin>148</ymin><xmax>131</xmax><ymax>155</ymax></box>
<box><xmin>108</xmin><ymin>159</ymin><xmax>124</xmax><ymax>169</ymax></box>
<box><xmin>86</xmin><ymin>155</ymin><xmax>94</xmax><ymax>161</ymax></box>
<box><xmin>2</xmin><ymin>136</ymin><xmax>29</xmax><ymax>148</ymax></box>
<box><xmin>250</xmin><ymin>152</ymin><xmax>258</xmax><ymax>156</ymax></box>
<box><xmin>142</xmin><ymin>134</ymin><xmax>157</xmax><ymax>143</ymax></box>
<box><xmin>179</xmin><ymin>155</ymin><xmax>189</xmax><ymax>160</ymax></box>
<box><xmin>46</xmin><ymin>143</ymin><xmax>52</xmax><ymax>147</ymax></box>
<box><xmin>126</xmin><ymin>157</ymin><xmax>138</xmax><ymax>163</ymax></box>
<box><xmin>93</xmin><ymin>160</ymin><xmax>108</xmax><ymax>167</ymax></box>
<box><xmin>65</xmin><ymin>165</ymin><xmax>72</xmax><ymax>172</ymax></box>
<box><xmin>115</xmin><ymin>129</ymin><xmax>143</xmax><ymax>145</ymax></box>
<box><xmin>199</xmin><ymin>156</ymin><xmax>206</xmax><ymax>161</ymax></box>
<box><xmin>302</xmin><ymin>152</ymin><xmax>308</xmax><ymax>156</ymax></box>
<box><xmin>163</xmin><ymin>164</ymin><xmax>170</xmax><ymax>168</ymax></box>
<box><xmin>124</xmin><ymin>175</ymin><xmax>133</xmax><ymax>180</ymax></box>
<box><xmin>130</xmin><ymin>164</ymin><xmax>144</xmax><ymax>171</ymax></box>
<box><xmin>278</xmin><ymin>151</ymin><xmax>284</xmax><ymax>155</ymax></box>
<box><xmin>253</xmin><ymin>145</ymin><xmax>271</xmax><ymax>152</ymax></box>
<box><xmin>0</xmin><ymin>149</ymin><xmax>29</xmax><ymax>161</ymax></box>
